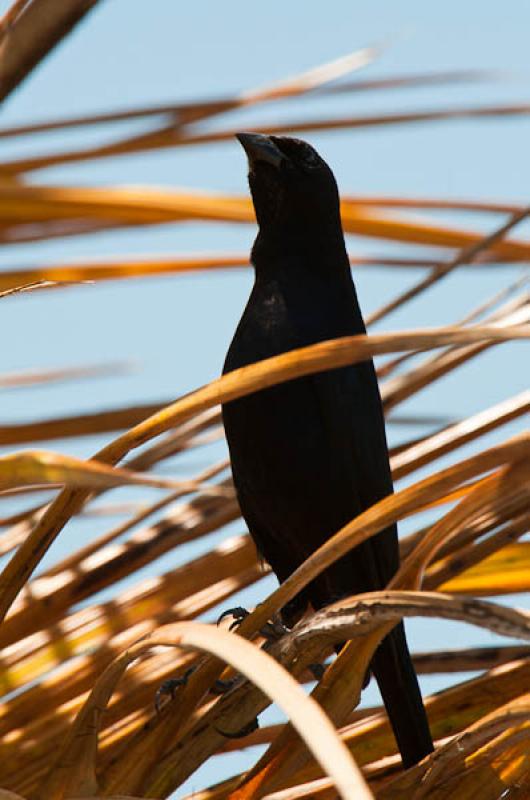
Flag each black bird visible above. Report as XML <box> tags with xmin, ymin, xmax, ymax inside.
<box><xmin>222</xmin><ymin>133</ymin><xmax>433</xmax><ymax>768</ymax></box>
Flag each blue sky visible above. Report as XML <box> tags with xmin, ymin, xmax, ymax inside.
<box><xmin>0</xmin><ymin>2</ymin><xmax>529</xmax><ymax>796</ymax></box>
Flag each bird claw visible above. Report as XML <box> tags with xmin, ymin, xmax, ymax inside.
<box><xmin>217</xmin><ymin>606</ymin><xmax>249</xmax><ymax>631</ymax></box>
<box><xmin>216</xmin><ymin>716</ymin><xmax>260</xmax><ymax>739</ymax></box>
<box><xmin>209</xmin><ymin>676</ymin><xmax>240</xmax><ymax>695</ymax></box>
<box><xmin>154</xmin><ymin>666</ymin><xmax>195</xmax><ymax>712</ymax></box>
<box><xmin>217</xmin><ymin>606</ymin><xmax>289</xmax><ymax>641</ymax></box>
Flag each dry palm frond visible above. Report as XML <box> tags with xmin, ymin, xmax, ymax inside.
<box><xmin>0</xmin><ymin>0</ymin><xmax>100</xmax><ymax>102</ymax></box>
<box><xmin>0</xmin><ymin>16</ymin><xmax>529</xmax><ymax>800</ymax></box>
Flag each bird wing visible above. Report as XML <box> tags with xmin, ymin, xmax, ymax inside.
<box><xmin>302</xmin><ymin>361</ymin><xmax>399</xmax><ymax>609</ymax></box>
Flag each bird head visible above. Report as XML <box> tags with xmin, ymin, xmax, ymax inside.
<box><xmin>236</xmin><ymin>133</ymin><xmax>343</xmax><ymax>243</ymax></box>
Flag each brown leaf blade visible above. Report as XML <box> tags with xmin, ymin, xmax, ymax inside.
<box><xmin>0</xmin><ymin>449</ymin><xmax>201</xmax><ymax>491</ymax></box>
<box><xmin>41</xmin><ymin>624</ymin><xmax>372</xmax><ymax>800</ymax></box>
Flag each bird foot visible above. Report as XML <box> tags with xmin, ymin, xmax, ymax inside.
<box><xmin>217</xmin><ymin>606</ymin><xmax>249</xmax><ymax>631</ymax></box>
<box><xmin>217</xmin><ymin>606</ymin><xmax>290</xmax><ymax>642</ymax></box>
<box><xmin>156</xmin><ymin>664</ymin><xmax>243</xmax><ymax>706</ymax></box>
<box><xmin>209</xmin><ymin>676</ymin><xmax>240</xmax><ymax>695</ymax></box>
<box><xmin>215</xmin><ymin>716</ymin><xmax>260</xmax><ymax>739</ymax></box>
<box><xmin>155</xmin><ymin>666</ymin><xmax>195</xmax><ymax>712</ymax></box>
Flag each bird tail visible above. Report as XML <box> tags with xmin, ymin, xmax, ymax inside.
<box><xmin>371</xmin><ymin>621</ymin><xmax>433</xmax><ymax>768</ymax></box>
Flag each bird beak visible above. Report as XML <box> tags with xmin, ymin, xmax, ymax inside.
<box><xmin>236</xmin><ymin>132</ymin><xmax>287</xmax><ymax>170</ymax></box>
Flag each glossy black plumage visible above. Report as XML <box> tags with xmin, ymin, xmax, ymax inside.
<box><xmin>222</xmin><ymin>133</ymin><xmax>433</xmax><ymax>768</ymax></box>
